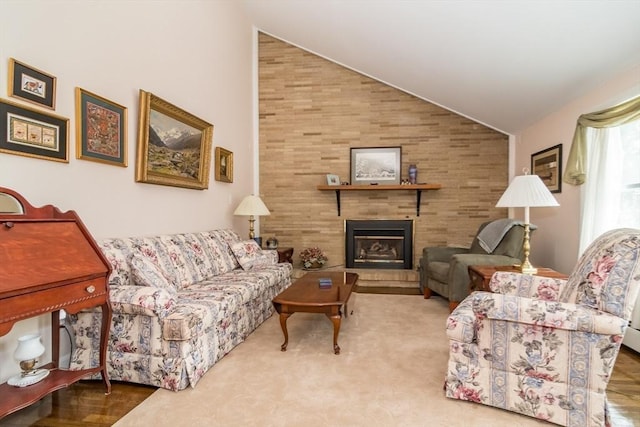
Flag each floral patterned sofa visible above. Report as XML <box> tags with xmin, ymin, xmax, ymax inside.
<box><xmin>68</xmin><ymin>229</ymin><xmax>292</xmax><ymax>391</ymax></box>
<box><xmin>444</xmin><ymin>228</ymin><xmax>640</xmax><ymax>426</ymax></box>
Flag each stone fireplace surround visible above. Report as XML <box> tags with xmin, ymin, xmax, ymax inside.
<box><xmin>258</xmin><ymin>33</ymin><xmax>510</xmax><ymax>291</ymax></box>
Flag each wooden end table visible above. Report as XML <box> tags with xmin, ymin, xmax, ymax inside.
<box><xmin>469</xmin><ymin>265</ymin><xmax>568</xmax><ymax>292</ymax></box>
<box><xmin>272</xmin><ymin>271</ymin><xmax>358</xmax><ymax>354</ymax></box>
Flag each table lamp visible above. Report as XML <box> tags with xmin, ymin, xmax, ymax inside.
<box><xmin>9</xmin><ymin>334</ymin><xmax>49</xmax><ymax>387</ymax></box>
<box><xmin>233</xmin><ymin>195</ymin><xmax>270</xmax><ymax>240</ymax></box>
<box><xmin>495</xmin><ymin>170</ymin><xmax>559</xmax><ymax>274</ymax></box>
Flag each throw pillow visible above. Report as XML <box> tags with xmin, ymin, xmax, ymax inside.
<box><xmin>129</xmin><ymin>254</ymin><xmax>178</xmax><ymax>294</ymax></box>
<box><xmin>230</xmin><ymin>240</ymin><xmax>276</xmax><ymax>270</ymax></box>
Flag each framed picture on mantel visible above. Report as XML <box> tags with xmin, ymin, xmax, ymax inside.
<box><xmin>350</xmin><ymin>146</ymin><xmax>401</xmax><ymax>185</ymax></box>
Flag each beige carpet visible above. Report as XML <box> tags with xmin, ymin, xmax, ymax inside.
<box><xmin>115</xmin><ymin>294</ymin><xmax>546</xmax><ymax>427</ymax></box>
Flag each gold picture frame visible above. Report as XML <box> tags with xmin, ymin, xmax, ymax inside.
<box><xmin>136</xmin><ymin>90</ymin><xmax>213</xmax><ymax>190</ymax></box>
<box><xmin>8</xmin><ymin>58</ymin><xmax>57</xmax><ymax>110</ymax></box>
<box><xmin>0</xmin><ymin>97</ymin><xmax>68</xmax><ymax>162</ymax></box>
<box><xmin>215</xmin><ymin>146</ymin><xmax>233</xmax><ymax>183</ymax></box>
<box><xmin>75</xmin><ymin>87</ymin><xmax>127</xmax><ymax>167</ymax></box>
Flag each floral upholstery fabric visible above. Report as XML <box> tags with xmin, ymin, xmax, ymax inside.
<box><xmin>445</xmin><ymin>228</ymin><xmax>640</xmax><ymax>427</ymax></box>
<box><xmin>68</xmin><ymin>229</ymin><xmax>292</xmax><ymax>391</ymax></box>
<box><xmin>129</xmin><ymin>254</ymin><xmax>177</xmax><ymax>294</ymax></box>
<box><xmin>230</xmin><ymin>240</ymin><xmax>278</xmax><ymax>270</ymax></box>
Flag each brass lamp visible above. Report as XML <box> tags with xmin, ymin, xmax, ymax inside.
<box><xmin>233</xmin><ymin>195</ymin><xmax>271</xmax><ymax>240</ymax></box>
<box><xmin>495</xmin><ymin>170</ymin><xmax>559</xmax><ymax>274</ymax></box>
<box><xmin>8</xmin><ymin>334</ymin><xmax>49</xmax><ymax>387</ymax></box>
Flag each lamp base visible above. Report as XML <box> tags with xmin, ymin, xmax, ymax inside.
<box><xmin>8</xmin><ymin>368</ymin><xmax>49</xmax><ymax>387</ymax></box>
<box><xmin>518</xmin><ymin>263</ymin><xmax>538</xmax><ymax>275</ymax></box>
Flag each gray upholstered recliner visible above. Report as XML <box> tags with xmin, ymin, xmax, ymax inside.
<box><xmin>419</xmin><ymin>220</ymin><xmax>528</xmax><ymax>311</ymax></box>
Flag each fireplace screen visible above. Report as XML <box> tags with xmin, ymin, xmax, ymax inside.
<box><xmin>354</xmin><ymin>236</ymin><xmax>404</xmax><ymax>265</ymax></box>
<box><xmin>345</xmin><ymin>220</ymin><xmax>413</xmax><ymax>269</ymax></box>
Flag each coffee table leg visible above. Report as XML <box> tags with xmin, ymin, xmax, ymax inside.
<box><xmin>279</xmin><ymin>312</ymin><xmax>291</xmax><ymax>351</ymax></box>
<box><xmin>327</xmin><ymin>313</ymin><xmax>341</xmax><ymax>355</ymax></box>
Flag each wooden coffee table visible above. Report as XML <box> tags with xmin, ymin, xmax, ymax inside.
<box><xmin>272</xmin><ymin>271</ymin><xmax>358</xmax><ymax>354</ymax></box>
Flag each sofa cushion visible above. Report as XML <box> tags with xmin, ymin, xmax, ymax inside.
<box><xmin>230</xmin><ymin>240</ymin><xmax>277</xmax><ymax>270</ymax></box>
<box><xmin>129</xmin><ymin>254</ymin><xmax>178</xmax><ymax>294</ymax></box>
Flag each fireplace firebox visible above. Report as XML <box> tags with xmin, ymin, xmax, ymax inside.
<box><xmin>345</xmin><ymin>220</ymin><xmax>413</xmax><ymax>269</ymax></box>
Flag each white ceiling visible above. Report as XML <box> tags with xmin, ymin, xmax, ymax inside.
<box><xmin>241</xmin><ymin>0</ymin><xmax>640</xmax><ymax>134</ymax></box>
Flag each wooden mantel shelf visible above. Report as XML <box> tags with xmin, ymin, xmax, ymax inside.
<box><xmin>317</xmin><ymin>183</ymin><xmax>442</xmax><ymax>216</ymax></box>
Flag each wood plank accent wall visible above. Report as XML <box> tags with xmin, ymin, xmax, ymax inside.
<box><xmin>258</xmin><ymin>33</ymin><xmax>509</xmax><ymax>270</ymax></box>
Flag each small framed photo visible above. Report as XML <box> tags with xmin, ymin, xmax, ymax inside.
<box><xmin>350</xmin><ymin>146</ymin><xmax>401</xmax><ymax>185</ymax></box>
<box><xmin>0</xmin><ymin>97</ymin><xmax>68</xmax><ymax>162</ymax></box>
<box><xmin>8</xmin><ymin>58</ymin><xmax>57</xmax><ymax>110</ymax></box>
<box><xmin>75</xmin><ymin>88</ymin><xmax>127</xmax><ymax>167</ymax></box>
<box><xmin>326</xmin><ymin>174</ymin><xmax>340</xmax><ymax>185</ymax></box>
<box><xmin>531</xmin><ymin>144</ymin><xmax>562</xmax><ymax>193</ymax></box>
<box><xmin>215</xmin><ymin>146</ymin><xmax>233</xmax><ymax>183</ymax></box>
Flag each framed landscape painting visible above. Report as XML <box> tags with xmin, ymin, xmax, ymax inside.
<box><xmin>135</xmin><ymin>90</ymin><xmax>213</xmax><ymax>190</ymax></box>
<box><xmin>350</xmin><ymin>146</ymin><xmax>401</xmax><ymax>185</ymax></box>
<box><xmin>75</xmin><ymin>88</ymin><xmax>127</xmax><ymax>167</ymax></box>
<box><xmin>0</xmin><ymin>98</ymin><xmax>68</xmax><ymax>162</ymax></box>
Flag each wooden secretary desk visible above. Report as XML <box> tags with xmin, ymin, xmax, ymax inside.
<box><xmin>0</xmin><ymin>187</ymin><xmax>112</xmax><ymax>418</ymax></box>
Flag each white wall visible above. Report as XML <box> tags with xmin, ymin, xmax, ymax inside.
<box><xmin>515</xmin><ymin>65</ymin><xmax>640</xmax><ymax>274</ymax></box>
<box><xmin>0</xmin><ymin>0</ymin><xmax>255</xmax><ymax>382</ymax></box>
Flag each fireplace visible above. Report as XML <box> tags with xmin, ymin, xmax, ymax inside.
<box><xmin>345</xmin><ymin>220</ymin><xmax>413</xmax><ymax>269</ymax></box>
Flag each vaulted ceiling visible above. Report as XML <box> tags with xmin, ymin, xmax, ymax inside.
<box><xmin>241</xmin><ymin>0</ymin><xmax>640</xmax><ymax>134</ymax></box>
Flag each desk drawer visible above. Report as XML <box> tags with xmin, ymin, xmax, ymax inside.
<box><xmin>0</xmin><ymin>278</ymin><xmax>107</xmax><ymax>325</ymax></box>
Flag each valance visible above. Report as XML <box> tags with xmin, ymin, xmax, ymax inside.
<box><xmin>563</xmin><ymin>95</ymin><xmax>640</xmax><ymax>185</ymax></box>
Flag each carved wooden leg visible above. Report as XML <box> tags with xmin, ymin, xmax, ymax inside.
<box><xmin>279</xmin><ymin>312</ymin><xmax>291</xmax><ymax>351</ymax></box>
<box><xmin>424</xmin><ymin>287</ymin><xmax>432</xmax><ymax>299</ymax></box>
<box><xmin>100</xmin><ymin>303</ymin><xmax>112</xmax><ymax>395</ymax></box>
<box><xmin>327</xmin><ymin>313</ymin><xmax>342</xmax><ymax>354</ymax></box>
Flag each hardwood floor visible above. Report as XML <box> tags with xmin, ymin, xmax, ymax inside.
<box><xmin>0</xmin><ymin>346</ymin><xmax>638</xmax><ymax>426</ymax></box>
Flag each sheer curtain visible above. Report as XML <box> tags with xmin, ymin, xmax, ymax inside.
<box><xmin>579</xmin><ymin>125</ymin><xmax>629</xmax><ymax>253</ymax></box>
<box><xmin>563</xmin><ymin>95</ymin><xmax>640</xmax><ymax>253</ymax></box>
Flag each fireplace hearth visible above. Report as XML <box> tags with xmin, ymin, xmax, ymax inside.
<box><xmin>345</xmin><ymin>220</ymin><xmax>413</xmax><ymax>269</ymax></box>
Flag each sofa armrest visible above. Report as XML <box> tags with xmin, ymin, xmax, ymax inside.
<box><xmin>489</xmin><ymin>271</ymin><xmax>567</xmax><ymax>300</ymax></box>
<box><xmin>423</xmin><ymin>246</ymin><xmax>469</xmax><ymax>263</ymax></box>
<box><xmin>445</xmin><ymin>254</ymin><xmax>519</xmax><ymax>302</ymax></box>
<box><xmin>472</xmin><ymin>292</ymin><xmax>628</xmax><ymax>335</ymax></box>
<box><xmin>109</xmin><ymin>285</ymin><xmax>176</xmax><ymax>319</ymax></box>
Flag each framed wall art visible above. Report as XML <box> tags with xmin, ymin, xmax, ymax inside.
<box><xmin>531</xmin><ymin>144</ymin><xmax>562</xmax><ymax>193</ymax></box>
<box><xmin>350</xmin><ymin>146</ymin><xmax>401</xmax><ymax>185</ymax></box>
<box><xmin>136</xmin><ymin>90</ymin><xmax>213</xmax><ymax>190</ymax></box>
<box><xmin>215</xmin><ymin>146</ymin><xmax>233</xmax><ymax>183</ymax></box>
<box><xmin>326</xmin><ymin>174</ymin><xmax>340</xmax><ymax>185</ymax></box>
<box><xmin>8</xmin><ymin>58</ymin><xmax>57</xmax><ymax>110</ymax></box>
<box><xmin>75</xmin><ymin>87</ymin><xmax>127</xmax><ymax>167</ymax></box>
<box><xmin>0</xmin><ymin>98</ymin><xmax>68</xmax><ymax>162</ymax></box>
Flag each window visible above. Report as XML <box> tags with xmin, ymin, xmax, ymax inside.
<box><xmin>579</xmin><ymin>120</ymin><xmax>640</xmax><ymax>253</ymax></box>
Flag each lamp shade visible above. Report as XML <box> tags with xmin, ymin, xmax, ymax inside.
<box><xmin>14</xmin><ymin>334</ymin><xmax>45</xmax><ymax>362</ymax></box>
<box><xmin>496</xmin><ymin>174</ymin><xmax>559</xmax><ymax>208</ymax></box>
<box><xmin>233</xmin><ymin>195</ymin><xmax>271</xmax><ymax>216</ymax></box>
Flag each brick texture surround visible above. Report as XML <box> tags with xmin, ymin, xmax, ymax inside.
<box><xmin>258</xmin><ymin>33</ymin><xmax>509</xmax><ymax>275</ymax></box>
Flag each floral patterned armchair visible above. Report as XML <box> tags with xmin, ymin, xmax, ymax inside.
<box><xmin>445</xmin><ymin>228</ymin><xmax>640</xmax><ymax>427</ymax></box>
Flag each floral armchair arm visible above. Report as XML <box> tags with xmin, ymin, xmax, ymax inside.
<box><xmin>472</xmin><ymin>292</ymin><xmax>628</xmax><ymax>335</ymax></box>
<box><xmin>109</xmin><ymin>285</ymin><xmax>176</xmax><ymax>319</ymax></box>
<box><xmin>489</xmin><ymin>271</ymin><xmax>568</xmax><ymax>301</ymax></box>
